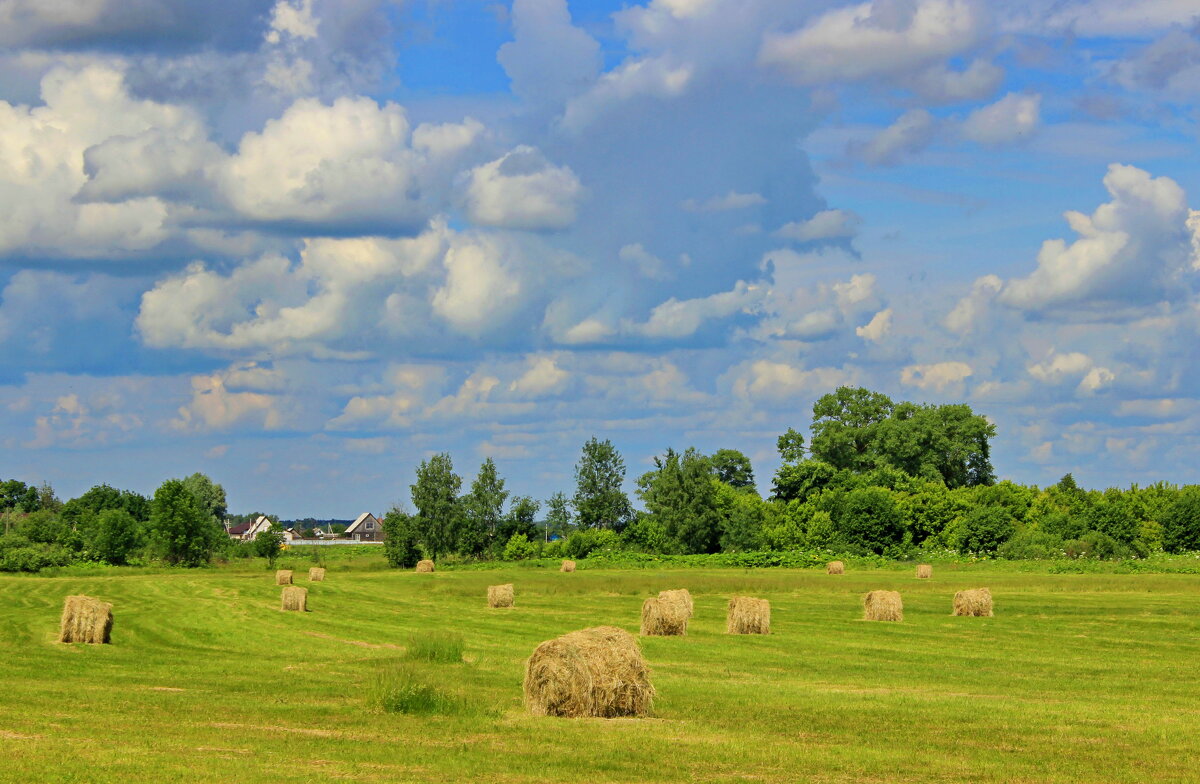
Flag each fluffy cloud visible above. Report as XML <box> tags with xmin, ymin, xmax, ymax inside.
<box><xmin>960</xmin><ymin>92</ymin><xmax>1041</xmax><ymax>145</ymax></box>
<box><xmin>850</xmin><ymin>109</ymin><xmax>938</xmax><ymax>166</ymax></box>
<box><xmin>497</xmin><ymin>0</ymin><xmax>601</xmax><ymax>108</ymax></box>
<box><xmin>856</xmin><ymin>308</ymin><xmax>893</xmax><ymax>342</ymax></box>
<box><xmin>171</xmin><ymin>364</ymin><xmax>286</xmax><ymax>432</ymax></box>
<box><xmin>463</xmin><ymin>146</ymin><xmax>583</xmax><ymax>230</ymax></box>
<box><xmin>900</xmin><ymin>361</ymin><xmax>973</xmax><ymax>393</ymax></box>
<box><xmin>562</xmin><ymin>56</ymin><xmax>694</xmax><ymax>131</ymax></box>
<box><xmin>727</xmin><ymin>360</ymin><xmax>858</xmax><ymax>404</ymax></box>
<box><xmin>759</xmin><ymin>0</ymin><xmax>986</xmax><ymax>85</ymax></box>
<box><xmin>1027</xmin><ymin>351</ymin><xmax>1115</xmax><ymax>395</ymax></box>
<box><xmin>626</xmin><ymin>281</ymin><xmax>763</xmax><ymax>339</ymax></box>
<box><xmin>908</xmin><ymin>58</ymin><xmax>1003</xmax><ymax>103</ymax></box>
<box><xmin>775</xmin><ymin>209</ymin><xmax>861</xmax><ymax>242</ymax></box>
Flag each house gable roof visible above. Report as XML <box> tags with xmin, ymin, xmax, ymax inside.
<box><xmin>344</xmin><ymin>512</ymin><xmax>380</xmax><ymax>534</ymax></box>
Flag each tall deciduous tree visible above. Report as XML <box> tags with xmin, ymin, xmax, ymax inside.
<box><xmin>543</xmin><ymin>492</ymin><xmax>572</xmax><ymax>542</ymax></box>
<box><xmin>410</xmin><ymin>453</ymin><xmax>462</xmax><ymax>560</ymax></box>
<box><xmin>711</xmin><ymin>449</ymin><xmax>756</xmax><ymax>490</ymax></box>
<box><xmin>182</xmin><ymin>473</ymin><xmax>228</xmax><ymax>527</ymax></box>
<box><xmin>463</xmin><ymin>458</ymin><xmax>508</xmax><ymax>555</ymax></box>
<box><xmin>92</xmin><ymin>508</ymin><xmax>142</xmax><ymax>565</ymax></box>
<box><xmin>574</xmin><ymin>437</ymin><xmax>631</xmax><ymax>530</ymax></box>
<box><xmin>382</xmin><ymin>508</ymin><xmax>423</xmax><ymax>568</ymax></box>
<box><xmin>638</xmin><ymin>448</ymin><xmax>722</xmax><ymax>554</ymax></box>
<box><xmin>149</xmin><ymin>479</ymin><xmax>220</xmax><ymax>566</ymax></box>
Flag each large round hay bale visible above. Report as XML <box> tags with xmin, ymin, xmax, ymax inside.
<box><xmin>641</xmin><ymin>597</ymin><xmax>688</xmax><ymax>636</ymax></box>
<box><xmin>276</xmin><ymin>569</ymin><xmax>293</xmax><ymax>585</ymax></box>
<box><xmin>308</xmin><ymin>567</ymin><xmax>325</xmax><ymax>582</ymax></box>
<box><xmin>523</xmin><ymin>626</ymin><xmax>654</xmax><ymax>718</ymax></box>
<box><xmin>658</xmin><ymin>588</ymin><xmax>694</xmax><ymax>618</ymax></box>
<box><xmin>826</xmin><ymin>561</ymin><xmax>845</xmax><ymax>575</ymax></box>
<box><xmin>952</xmin><ymin>587</ymin><xmax>993</xmax><ymax>617</ymax></box>
<box><xmin>864</xmin><ymin>590</ymin><xmax>903</xmax><ymax>621</ymax></box>
<box><xmin>488</xmin><ymin>584</ymin><xmax>515</xmax><ymax>608</ymax></box>
<box><xmin>281</xmin><ymin>585</ymin><xmax>308</xmax><ymax>612</ymax></box>
<box><xmin>415</xmin><ymin>559</ymin><xmax>435</xmax><ymax>573</ymax></box>
<box><xmin>726</xmin><ymin>596</ymin><xmax>770</xmax><ymax>634</ymax></box>
<box><xmin>58</xmin><ymin>595</ymin><xmax>112</xmax><ymax>644</ymax></box>
<box><xmin>560</xmin><ymin>559</ymin><xmax>576</xmax><ymax>573</ymax></box>
<box><xmin>916</xmin><ymin>564</ymin><xmax>932</xmax><ymax>579</ymax></box>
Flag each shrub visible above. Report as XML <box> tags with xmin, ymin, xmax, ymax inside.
<box><xmin>621</xmin><ymin>516</ymin><xmax>673</xmax><ymax>553</ymax></box>
<box><xmin>563</xmin><ymin>528</ymin><xmax>621</xmax><ymax>559</ymax></box>
<box><xmin>502</xmin><ymin>532</ymin><xmax>538</xmax><ymax>561</ymax></box>
<box><xmin>836</xmin><ymin>487</ymin><xmax>904</xmax><ymax>554</ymax></box>
<box><xmin>382</xmin><ymin>510</ymin><xmax>422</xmax><ymax>569</ymax></box>
<box><xmin>1161</xmin><ymin>486</ymin><xmax>1200</xmax><ymax>553</ymax></box>
<box><xmin>372</xmin><ymin>664</ymin><xmax>467</xmax><ymax>715</ymax></box>
<box><xmin>1064</xmin><ymin>531</ymin><xmax>1133</xmax><ymax>560</ymax></box>
<box><xmin>0</xmin><ymin>536</ymin><xmax>73</xmax><ymax>572</ymax></box>
<box><xmin>92</xmin><ymin>508</ymin><xmax>142</xmax><ymax>565</ymax></box>
<box><xmin>405</xmin><ymin>631</ymin><xmax>465</xmax><ymax>663</ymax></box>
<box><xmin>997</xmin><ymin>528</ymin><xmax>1064</xmax><ymax>560</ymax></box>
<box><xmin>252</xmin><ymin>528</ymin><xmax>284</xmax><ymax>567</ymax></box>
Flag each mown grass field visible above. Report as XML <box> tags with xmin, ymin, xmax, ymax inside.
<box><xmin>3</xmin><ymin>557</ymin><xmax>1200</xmax><ymax>783</ymax></box>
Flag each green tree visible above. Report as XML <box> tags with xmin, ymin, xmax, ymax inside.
<box><xmin>0</xmin><ymin>479</ymin><xmax>40</xmax><ymax>513</ymax></box>
<box><xmin>148</xmin><ymin>479</ymin><xmax>220</xmax><ymax>566</ymax></box>
<box><xmin>713</xmin><ymin>481</ymin><xmax>766</xmax><ymax>552</ymax></box>
<box><xmin>638</xmin><ymin>448</ymin><xmax>722</xmax><ymax>554</ymax></box>
<box><xmin>1086</xmin><ymin>490</ymin><xmax>1139</xmax><ymax>545</ymax></box>
<box><xmin>92</xmin><ymin>508</ymin><xmax>141</xmax><ymax>565</ymax></box>
<box><xmin>410</xmin><ymin>453</ymin><xmax>463</xmax><ymax>560</ymax></box>
<box><xmin>776</xmin><ymin>427</ymin><xmax>807</xmax><ymax>464</ymax></box>
<box><xmin>543</xmin><ymin>492</ymin><xmax>572</xmax><ymax>542</ymax></box>
<box><xmin>836</xmin><ymin>486</ymin><xmax>904</xmax><ymax>554</ymax></box>
<box><xmin>462</xmin><ymin>458</ymin><xmax>508</xmax><ymax>555</ymax></box>
<box><xmin>382</xmin><ymin>508</ymin><xmax>422</xmax><ymax>568</ymax></box>
<box><xmin>182</xmin><ymin>473</ymin><xmax>228</xmax><ymax>528</ymax></box>
<box><xmin>498</xmin><ymin>496</ymin><xmax>540</xmax><ymax>545</ymax></box>
<box><xmin>810</xmin><ymin>387</ymin><xmax>895</xmax><ymax>472</ymax></box>
<box><xmin>949</xmin><ymin>506</ymin><xmax>1016</xmax><ymax>553</ymax></box>
<box><xmin>1161</xmin><ymin>486</ymin><xmax>1200</xmax><ymax>553</ymax></box>
<box><xmin>711</xmin><ymin>448</ymin><xmax>756</xmax><ymax>489</ymax></box>
<box><xmin>573</xmin><ymin>437</ymin><xmax>631</xmax><ymax>530</ymax></box>
<box><xmin>772</xmin><ymin>459</ymin><xmax>837</xmax><ymax>503</ymax></box>
<box><xmin>252</xmin><ymin>528</ymin><xmax>284</xmax><ymax>567</ymax></box>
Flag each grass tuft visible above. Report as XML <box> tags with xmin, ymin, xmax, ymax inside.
<box><xmin>371</xmin><ymin>664</ymin><xmax>470</xmax><ymax>715</ymax></box>
<box><xmin>404</xmin><ymin>630</ymin><xmax>465</xmax><ymax>663</ymax></box>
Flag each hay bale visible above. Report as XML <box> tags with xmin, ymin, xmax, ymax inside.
<box><xmin>276</xmin><ymin>569</ymin><xmax>293</xmax><ymax>585</ymax></box>
<box><xmin>726</xmin><ymin>596</ymin><xmax>770</xmax><ymax>635</ymax></box>
<box><xmin>488</xmin><ymin>583</ymin><xmax>515</xmax><ymax>608</ymax></box>
<box><xmin>657</xmin><ymin>588</ymin><xmax>694</xmax><ymax>618</ymax></box>
<box><xmin>415</xmin><ymin>559</ymin><xmax>435</xmax><ymax>573</ymax></box>
<box><xmin>560</xmin><ymin>559</ymin><xmax>576</xmax><ymax>573</ymax></box>
<box><xmin>952</xmin><ymin>587</ymin><xmax>994</xmax><ymax>617</ymax></box>
<box><xmin>916</xmin><ymin>564</ymin><xmax>933</xmax><ymax>579</ymax></box>
<box><xmin>281</xmin><ymin>585</ymin><xmax>308</xmax><ymax>612</ymax></box>
<box><xmin>826</xmin><ymin>561</ymin><xmax>845</xmax><ymax>575</ymax></box>
<box><xmin>523</xmin><ymin>626</ymin><xmax>654</xmax><ymax>718</ymax></box>
<box><xmin>58</xmin><ymin>595</ymin><xmax>112</xmax><ymax>644</ymax></box>
<box><xmin>863</xmin><ymin>590</ymin><xmax>903</xmax><ymax>622</ymax></box>
<box><xmin>640</xmin><ymin>597</ymin><xmax>688</xmax><ymax>636</ymax></box>
<box><xmin>308</xmin><ymin>567</ymin><xmax>325</xmax><ymax>582</ymax></box>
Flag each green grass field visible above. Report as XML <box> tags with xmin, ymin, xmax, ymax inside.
<box><xmin>4</xmin><ymin>558</ymin><xmax>1200</xmax><ymax>783</ymax></box>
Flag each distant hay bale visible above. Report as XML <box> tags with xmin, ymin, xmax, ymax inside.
<box><xmin>560</xmin><ymin>560</ymin><xmax>576</xmax><ymax>573</ymax></box>
<box><xmin>488</xmin><ymin>584</ymin><xmax>514</xmax><ymax>608</ymax></box>
<box><xmin>523</xmin><ymin>626</ymin><xmax>654</xmax><ymax>718</ymax></box>
<box><xmin>726</xmin><ymin>596</ymin><xmax>770</xmax><ymax>635</ymax></box>
<box><xmin>415</xmin><ymin>559</ymin><xmax>435</xmax><ymax>573</ymax></box>
<box><xmin>276</xmin><ymin>569</ymin><xmax>293</xmax><ymax>585</ymax></box>
<box><xmin>281</xmin><ymin>586</ymin><xmax>308</xmax><ymax>612</ymax></box>
<box><xmin>308</xmin><ymin>567</ymin><xmax>325</xmax><ymax>582</ymax></box>
<box><xmin>657</xmin><ymin>588</ymin><xmax>694</xmax><ymax>618</ymax></box>
<box><xmin>916</xmin><ymin>564</ymin><xmax>933</xmax><ymax>579</ymax></box>
<box><xmin>864</xmin><ymin>590</ymin><xmax>903</xmax><ymax>622</ymax></box>
<box><xmin>58</xmin><ymin>595</ymin><xmax>112</xmax><ymax>644</ymax></box>
<box><xmin>640</xmin><ymin>597</ymin><xmax>688</xmax><ymax>636</ymax></box>
<box><xmin>952</xmin><ymin>588</ymin><xmax>994</xmax><ymax>617</ymax></box>
<box><xmin>827</xmin><ymin>561</ymin><xmax>845</xmax><ymax>575</ymax></box>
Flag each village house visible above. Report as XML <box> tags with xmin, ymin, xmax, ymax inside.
<box><xmin>344</xmin><ymin>512</ymin><xmax>385</xmax><ymax>542</ymax></box>
<box><xmin>226</xmin><ymin>515</ymin><xmax>275</xmax><ymax>542</ymax></box>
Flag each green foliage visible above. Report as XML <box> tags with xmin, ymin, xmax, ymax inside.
<box><xmin>1086</xmin><ymin>490</ymin><xmax>1139</xmax><ymax>545</ymax></box>
<box><xmin>713</xmin><ymin>481</ymin><xmax>767</xmax><ymax>552</ymax></box>
<box><xmin>0</xmin><ymin>479</ymin><xmax>41</xmax><ymax>513</ymax></box>
<box><xmin>948</xmin><ymin>506</ymin><xmax>1016</xmax><ymax>553</ymax></box>
<box><xmin>148</xmin><ymin>479</ymin><xmax>221</xmax><ymax>567</ymax></box>
<box><xmin>92</xmin><ymin>509</ymin><xmax>142</xmax><ymax>565</ymax></box>
<box><xmin>711</xmin><ymin>448</ymin><xmax>755</xmax><ymax>489</ymax></box>
<box><xmin>501</xmin><ymin>532</ymin><xmax>538</xmax><ymax>560</ymax></box>
<box><xmin>372</xmin><ymin>664</ymin><xmax>468</xmax><ymax>715</ymax></box>
<box><xmin>181</xmin><ymin>473</ymin><xmax>227</xmax><ymax>528</ymax></box>
<box><xmin>772</xmin><ymin>459</ymin><xmax>837</xmax><ymax>503</ymax></box>
<box><xmin>997</xmin><ymin>528</ymin><xmax>1065</xmax><ymax>560</ymax></box>
<box><xmin>776</xmin><ymin>427</ymin><xmax>807</xmax><ymax>464</ymax></box>
<box><xmin>382</xmin><ymin>509</ymin><xmax>422</xmax><ymax>568</ymax></box>
<box><xmin>410</xmin><ymin>453</ymin><xmax>463</xmax><ymax>560</ymax></box>
<box><xmin>405</xmin><ymin>631</ymin><xmax>465</xmax><ymax>663</ymax></box>
<box><xmin>252</xmin><ymin>528</ymin><xmax>284</xmax><ymax>566</ymax></box>
<box><xmin>462</xmin><ymin>458</ymin><xmax>507</xmax><ymax>556</ymax></box>
<box><xmin>1160</xmin><ymin>486</ymin><xmax>1200</xmax><ymax>553</ymax></box>
<box><xmin>497</xmin><ymin>496</ymin><xmax>540</xmax><ymax>548</ymax></box>
<box><xmin>543</xmin><ymin>492</ymin><xmax>572</xmax><ymax>542</ymax></box>
<box><xmin>0</xmin><ymin>534</ymin><xmax>73</xmax><ymax>572</ymax></box>
<box><xmin>837</xmin><ymin>486</ymin><xmax>904</xmax><ymax>554</ymax></box>
<box><xmin>1064</xmin><ymin>531</ymin><xmax>1133</xmax><ymax>560</ymax></box>
<box><xmin>638</xmin><ymin>447</ymin><xmax>722</xmax><ymax>554</ymax></box>
<box><xmin>563</xmin><ymin>527</ymin><xmax>621</xmax><ymax>559</ymax></box>
<box><xmin>621</xmin><ymin>514</ymin><xmax>674</xmax><ymax>553</ymax></box>
<box><xmin>573</xmin><ymin>437</ymin><xmax>632</xmax><ymax>529</ymax></box>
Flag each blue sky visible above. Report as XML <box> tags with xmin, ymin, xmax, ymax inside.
<box><xmin>2</xmin><ymin>0</ymin><xmax>1200</xmax><ymax>517</ymax></box>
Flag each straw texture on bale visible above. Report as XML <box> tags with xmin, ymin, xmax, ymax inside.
<box><xmin>953</xmin><ymin>587</ymin><xmax>994</xmax><ymax>617</ymax></box>
<box><xmin>560</xmin><ymin>560</ymin><xmax>576</xmax><ymax>573</ymax></box>
<box><xmin>523</xmin><ymin>626</ymin><xmax>654</xmax><ymax>718</ymax></box>
<box><xmin>58</xmin><ymin>595</ymin><xmax>113</xmax><ymax>644</ymax></box>
<box><xmin>281</xmin><ymin>586</ymin><xmax>307</xmax><ymax>612</ymax></box>
<box><xmin>488</xmin><ymin>583</ymin><xmax>515</xmax><ymax>608</ymax></box>
<box><xmin>863</xmin><ymin>590</ymin><xmax>903</xmax><ymax>621</ymax></box>
<box><xmin>276</xmin><ymin>569</ymin><xmax>293</xmax><ymax>585</ymax></box>
<box><xmin>640</xmin><ymin>597</ymin><xmax>688</xmax><ymax>636</ymax></box>
<box><xmin>726</xmin><ymin>596</ymin><xmax>771</xmax><ymax>634</ymax></box>
<box><xmin>415</xmin><ymin>559</ymin><xmax>435</xmax><ymax>573</ymax></box>
<box><xmin>916</xmin><ymin>564</ymin><xmax>933</xmax><ymax>579</ymax></box>
<box><xmin>308</xmin><ymin>567</ymin><xmax>325</xmax><ymax>582</ymax></box>
<box><xmin>658</xmin><ymin>588</ymin><xmax>694</xmax><ymax>618</ymax></box>
<box><xmin>826</xmin><ymin>561</ymin><xmax>845</xmax><ymax>575</ymax></box>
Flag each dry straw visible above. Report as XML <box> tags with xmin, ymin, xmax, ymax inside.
<box><xmin>916</xmin><ymin>564</ymin><xmax>933</xmax><ymax>579</ymax></box>
<box><xmin>827</xmin><ymin>561</ymin><xmax>845</xmax><ymax>575</ymax></box>
<box><xmin>415</xmin><ymin>559</ymin><xmax>435</xmax><ymax>573</ymax></box>
<box><xmin>281</xmin><ymin>585</ymin><xmax>308</xmax><ymax>612</ymax></box>
<box><xmin>726</xmin><ymin>596</ymin><xmax>770</xmax><ymax>634</ymax></box>
<box><xmin>640</xmin><ymin>597</ymin><xmax>688</xmax><ymax>636</ymax></box>
<box><xmin>488</xmin><ymin>584</ymin><xmax>515</xmax><ymax>608</ymax></box>
<box><xmin>658</xmin><ymin>588</ymin><xmax>694</xmax><ymax>618</ymax></box>
<box><xmin>309</xmin><ymin>567</ymin><xmax>326</xmax><ymax>582</ymax></box>
<box><xmin>58</xmin><ymin>595</ymin><xmax>112</xmax><ymax>644</ymax></box>
<box><xmin>523</xmin><ymin>626</ymin><xmax>655</xmax><ymax>718</ymax></box>
<box><xmin>953</xmin><ymin>587</ymin><xmax>994</xmax><ymax>617</ymax></box>
<box><xmin>863</xmin><ymin>590</ymin><xmax>903</xmax><ymax>621</ymax></box>
<box><xmin>560</xmin><ymin>560</ymin><xmax>576</xmax><ymax>573</ymax></box>
<box><xmin>276</xmin><ymin>569</ymin><xmax>293</xmax><ymax>585</ymax></box>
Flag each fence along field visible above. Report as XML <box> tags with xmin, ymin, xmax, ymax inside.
<box><xmin>3</xmin><ymin>563</ymin><xmax>1200</xmax><ymax>783</ymax></box>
